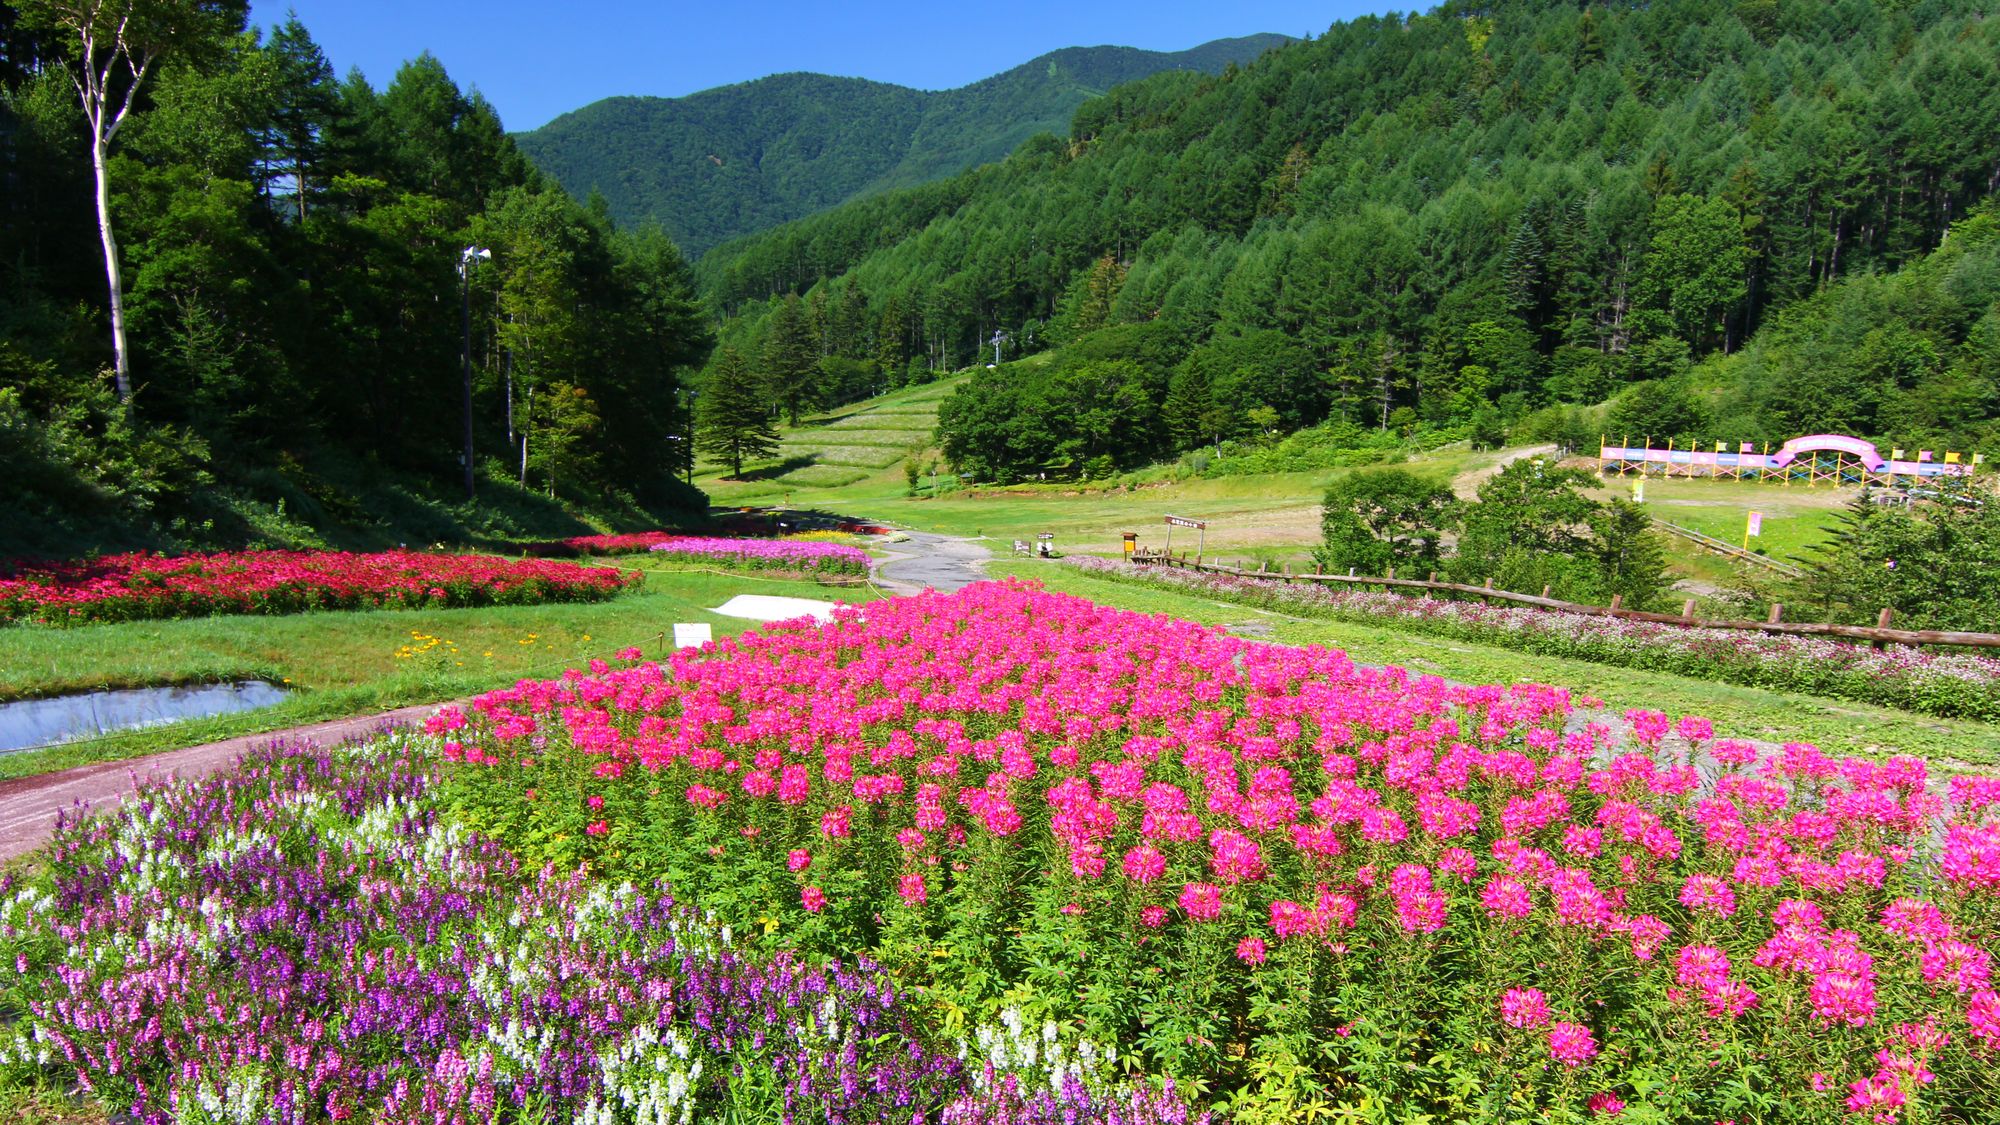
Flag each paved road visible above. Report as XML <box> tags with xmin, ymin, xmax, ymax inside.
<box><xmin>0</xmin><ymin>701</ymin><xmax>451</xmax><ymax>864</ymax></box>
<box><xmin>872</xmin><ymin>530</ymin><xmax>991</xmax><ymax>595</ymax></box>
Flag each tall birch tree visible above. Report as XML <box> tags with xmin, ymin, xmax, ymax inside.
<box><xmin>17</xmin><ymin>0</ymin><xmax>239</xmax><ymax>409</ymax></box>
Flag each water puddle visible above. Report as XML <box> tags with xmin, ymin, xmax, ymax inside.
<box><xmin>0</xmin><ymin>681</ymin><xmax>290</xmax><ymax>754</ymax></box>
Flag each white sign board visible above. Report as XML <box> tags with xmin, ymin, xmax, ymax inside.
<box><xmin>673</xmin><ymin>622</ymin><xmax>713</xmax><ymax>650</ymax></box>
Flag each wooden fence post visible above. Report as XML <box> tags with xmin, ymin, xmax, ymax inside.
<box><xmin>1681</xmin><ymin>598</ymin><xmax>1697</xmax><ymax>620</ymax></box>
<box><xmin>1610</xmin><ymin>594</ymin><xmax>1623</xmax><ymax>612</ymax></box>
<box><xmin>1541</xmin><ymin>585</ymin><xmax>1552</xmax><ymax>600</ymax></box>
<box><xmin>1768</xmin><ymin>603</ymin><xmax>1784</xmax><ymax>624</ymax></box>
<box><xmin>1873</xmin><ymin>607</ymin><xmax>1894</xmax><ymax>651</ymax></box>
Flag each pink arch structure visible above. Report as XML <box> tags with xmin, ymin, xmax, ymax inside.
<box><xmin>1766</xmin><ymin>434</ymin><xmax>1887</xmax><ymax>471</ymax></box>
<box><xmin>1598</xmin><ymin>433</ymin><xmax>1973</xmax><ymax>482</ymax></box>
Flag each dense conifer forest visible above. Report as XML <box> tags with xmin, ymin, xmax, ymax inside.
<box><xmin>516</xmin><ymin>36</ymin><xmax>1291</xmax><ymax>256</ymax></box>
<box><xmin>6</xmin><ymin>0</ymin><xmax>2000</xmax><ymax>554</ymax></box>
<box><xmin>691</xmin><ymin>0</ymin><xmax>2000</xmax><ymax>483</ymax></box>
<box><xmin>0</xmin><ymin>2</ymin><xmax>711</xmax><ymax>556</ymax></box>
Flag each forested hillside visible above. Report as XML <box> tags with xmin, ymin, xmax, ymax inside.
<box><xmin>0</xmin><ymin>7</ymin><xmax>712</xmax><ymax>557</ymax></box>
<box><xmin>515</xmin><ymin>36</ymin><xmax>1289</xmax><ymax>255</ymax></box>
<box><xmin>691</xmin><ymin>0</ymin><xmax>2000</xmax><ymax>483</ymax></box>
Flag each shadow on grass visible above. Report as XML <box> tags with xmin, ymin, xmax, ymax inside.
<box><xmin>723</xmin><ymin>455</ymin><xmax>820</xmax><ymax>483</ymax></box>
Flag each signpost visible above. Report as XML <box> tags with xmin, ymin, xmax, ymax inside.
<box><xmin>1164</xmin><ymin>515</ymin><xmax>1207</xmax><ymax>562</ymax></box>
<box><xmin>1744</xmin><ymin>510</ymin><xmax>1763</xmax><ymax>551</ymax></box>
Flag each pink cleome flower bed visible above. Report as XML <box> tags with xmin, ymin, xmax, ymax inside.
<box><xmin>647</xmin><ymin>535</ymin><xmax>871</xmax><ymax>575</ymax></box>
<box><xmin>0</xmin><ymin>549</ymin><xmax>639</xmax><ymax>626</ymax></box>
<box><xmin>437</xmin><ymin>580</ymin><xmax>2000</xmax><ymax>1120</ymax></box>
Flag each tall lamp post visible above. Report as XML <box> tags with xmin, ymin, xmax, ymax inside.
<box><xmin>683</xmin><ymin>387</ymin><xmax>698</xmax><ymax>486</ymax></box>
<box><xmin>459</xmin><ymin>245</ymin><xmax>491</xmax><ymax>502</ymax></box>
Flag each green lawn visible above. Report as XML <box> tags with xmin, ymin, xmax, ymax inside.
<box><xmin>697</xmin><ymin>375</ymin><xmax>966</xmax><ymax>505</ymax></box>
<box><xmin>996</xmin><ymin>560</ymin><xmax>2000</xmax><ymax>769</ymax></box>
<box><xmin>0</xmin><ymin>559</ymin><xmax>884</xmax><ymax>780</ymax></box>
<box><xmin>1591</xmin><ymin>476</ymin><xmax>1848</xmax><ymax>562</ymax></box>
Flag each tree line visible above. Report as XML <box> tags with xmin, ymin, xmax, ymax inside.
<box><xmin>1</xmin><ymin>2</ymin><xmax>712</xmax><ymax>556</ymax></box>
<box><xmin>689</xmin><ymin>0</ymin><xmax>2000</xmax><ymax>483</ymax></box>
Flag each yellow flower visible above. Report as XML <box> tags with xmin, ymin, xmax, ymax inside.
<box><xmin>580</xmin><ymin>634</ymin><xmax>592</xmax><ymax>642</ymax></box>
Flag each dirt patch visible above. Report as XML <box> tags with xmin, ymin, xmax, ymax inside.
<box><xmin>1451</xmin><ymin>444</ymin><xmax>1559</xmax><ymax>500</ymax></box>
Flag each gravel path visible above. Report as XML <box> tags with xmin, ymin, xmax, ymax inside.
<box><xmin>0</xmin><ymin>701</ymin><xmax>451</xmax><ymax>864</ymax></box>
<box><xmin>871</xmin><ymin>530</ymin><xmax>991</xmax><ymax>595</ymax></box>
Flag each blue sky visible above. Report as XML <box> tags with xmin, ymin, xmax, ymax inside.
<box><xmin>247</xmin><ymin>1</ymin><xmax>1390</xmax><ymax>131</ymax></box>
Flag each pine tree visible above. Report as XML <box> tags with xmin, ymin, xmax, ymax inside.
<box><xmin>696</xmin><ymin>347</ymin><xmax>779</xmax><ymax>478</ymax></box>
<box><xmin>261</xmin><ymin>15</ymin><xmax>338</xmax><ymax>222</ymax></box>
<box><xmin>762</xmin><ymin>294</ymin><xmax>820</xmax><ymax>426</ymax></box>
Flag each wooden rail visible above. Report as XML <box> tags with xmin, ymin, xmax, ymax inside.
<box><xmin>1652</xmin><ymin>519</ymin><xmax>1805</xmax><ymax>578</ymax></box>
<box><xmin>1127</xmin><ymin>552</ymin><xmax>2000</xmax><ymax>650</ymax></box>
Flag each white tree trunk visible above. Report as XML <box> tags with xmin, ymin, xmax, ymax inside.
<box><xmin>92</xmin><ymin>134</ymin><xmax>133</xmax><ymax>407</ymax></box>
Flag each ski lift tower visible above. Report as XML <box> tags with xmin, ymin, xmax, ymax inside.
<box><xmin>988</xmin><ymin>329</ymin><xmax>1009</xmax><ymax>367</ymax></box>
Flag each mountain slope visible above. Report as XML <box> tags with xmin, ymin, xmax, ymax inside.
<box><xmin>514</xmin><ymin>36</ymin><xmax>1288</xmax><ymax>255</ymax></box>
<box><xmin>691</xmin><ymin>0</ymin><xmax>2000</xmax><ymax>483</ymax></box>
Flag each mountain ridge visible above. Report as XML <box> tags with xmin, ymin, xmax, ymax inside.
<box><xmin>514</xmin><ymin>35</ymin><xmax>1291</xmax><ymax>254</ymax></box>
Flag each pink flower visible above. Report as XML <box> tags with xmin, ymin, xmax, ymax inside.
<box><xmin>1139</xmin><ymin>905</ymin><xmax>1168</xmax><ymax>929</ymax></box>
<box><xmin>1179</xmin><ymin>882</ymin><xmax>1222</xmax><ymax>922</ymax></box>
<box><xmin>1500</xmin><ymin>987</ymin><xmax>1551</xmax><ymax>1029</ymax></box>
<box><xmin>585</xmin><ymin>820</ymin><xmax>607</xmax><ymax>836</ymax></box>
<box><xmin>1481</xmin><ymin>875</ymin><xmax>1533</xmax><ymax>920</ymax></box>
<box><xmin>585</xmin><ymin>795</ymin><xmax>604</xmax><ymax>811</ymax></box>
<box><xmin>898</xmin><ymin>873</ymin><xmax>927</xmax><ymax>907</ymax></box>
<box><xmin>801</xmin><ymin>885</ymin><xmax>826</xmax><ymax>913</ymax></box>
<box><xmin>1207</xmin><ymin>828</ymin><xmax>1266</xmax><ymax>884</ymax></box>
<box><xmin>1588</xmin><ymin>1091</ymin><xmax>1626</xmax><ymax>1117</ymax></box>
<box><xmin>821</xmin><ymin>805</ymin><xmax>852</xmax><ymax>838</ymax></box>
<box><xmin>1548</xmin><ymin>1021</ymin><xmax>1598</xmax><ymax>1067</ymax></box>
<box><xmin>1846</xmin><ymin>1072</ymin><xmax>1906</xmax><ymax>1119</ymax></box>
<box><xmin>1236</xmin><ymin>937</ymin><xmax>1267</xmax><ymax>965</ymax></box>
<box><xmin>1966</xmin><ymin>990</ymin><xmax>2000</xmax><ymax>1048</ymax></box>
<box><xmin>786</xmin><ymin>848</ymin><xmax>811</xmax><ymax>873</ymax></box>
<box><xmin>1678</xmin><ymin>873</ymin><xmax>1737</xmax><ymax>918</ymax></box>
<box><xmin>1121</xmin><ymin>844</ymin><xmax>1168</xmax><ymax>885</ymax></box>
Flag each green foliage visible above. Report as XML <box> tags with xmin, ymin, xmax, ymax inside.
<box><xmin>1793</xmin><ymin>486</ymin><xmax>2000</xmax><ymax>631</ymax></box>
<box><xmin>1454</xmin><ymin>460</ymin><xmax>1604</xmax><ymax>599</ymax></box>
<box><xmin>515</xmin><ymin>37</ymin><xmax>1289</xmax><ymax>256</ymax></box>
<box><xmin>698</xmin><ymin>1</ymin><xmax>2000</xmax><ymax>480</ymax></box>
<box><xmin>0</xmin><ymin>14</ymin><xmax>712</xmax><ymax>555</ymax></box>
<box><xmin>1590</xmin><ymin>498</ymin><xmax>1671</xmax><ymax>611</ymax></box>
<box><xmin>1315</xmin><ymin>468</ymin><xmax>1457</xmax><ymax>577</ymax></box>
<box><xmin>695</xmin><ymin>346</ymin><xmax>779</xmax><ymax>478</ymax></box>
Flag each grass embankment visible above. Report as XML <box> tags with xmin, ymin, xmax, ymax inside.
<box><xmin>697</xmin><ymin>375</ymin><xmax>968</xmax><ymax>503</ymax></box>
<box><xmin>0</xmin><ymin>559</ymin><xmax>884</xmax><ymax>781</ymax></box>
<box><xmin>995</xmin><ymin>559</ymin><xmax>2000</xmax><ymax>768</ymax></box>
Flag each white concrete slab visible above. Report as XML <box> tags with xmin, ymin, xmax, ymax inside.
<box><xmin>711</xmin><ymin>595</ymin><xmax>842</xmax><ymax>624</ymax></box>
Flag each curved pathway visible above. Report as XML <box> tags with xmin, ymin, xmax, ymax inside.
<box><xmin>0</xmin><ymin>701</ymin><xmax>453</xmax><ymax>864</ymax></box>
<box><xmin>870</xmin><ymin>530</ymin><xmax>991</xmax><ymax>595</ymax></box>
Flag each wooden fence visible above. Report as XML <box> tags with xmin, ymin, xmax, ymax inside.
<box><xmin>1127</xmin><ymin>551</ymin><xmax>2000</xmax><ymax>651</ymax></box>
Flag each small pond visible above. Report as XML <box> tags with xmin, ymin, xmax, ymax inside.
<box><xmin>0</xmin><ymin>681</ymin><xmax>291</xmax><ymax>754</ymax></box>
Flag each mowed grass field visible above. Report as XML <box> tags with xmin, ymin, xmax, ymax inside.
<box><xmin>697</xmin><ymin>376</ymin><xmax>967</xmax><ymax>502</ymax></box>
<box><xmin>698</xmin><ymin>373</ymin><xmax>1860</xmax><ymax>599</ymax></box>
<box><xmin>0</xmin><ymin>559</ymin><xmax>886</xmax><ymax>780</ymax></box>
<box><xmin>1590</xmin><ymin>475</ymin><xmax>1849</xmax><ymax>563</ymax></box>
<box><xmin>997</xmin><ymin>560</ymin><xmax>2000</xmax><ymax>768</ymax></box>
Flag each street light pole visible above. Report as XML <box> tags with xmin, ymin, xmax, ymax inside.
<box><xmin>459</xmin><ymin>245</ymin><xmax>491</xmax><ymax>503</ymax></box>
<box><xmin>684</xmin><ymin>388</ymin><xmax>698</xmax><ymax>486</ymax></box>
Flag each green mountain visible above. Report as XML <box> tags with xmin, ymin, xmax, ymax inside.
<box><xmin>514</xmin><ymin>36</ymin><xmax>1290</xmax><ymax>254</ymax></box>
<box><xmin>693</xmin><ymin>0</ymin><xmax>2000</xmax><ymax>482</ymax></box>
